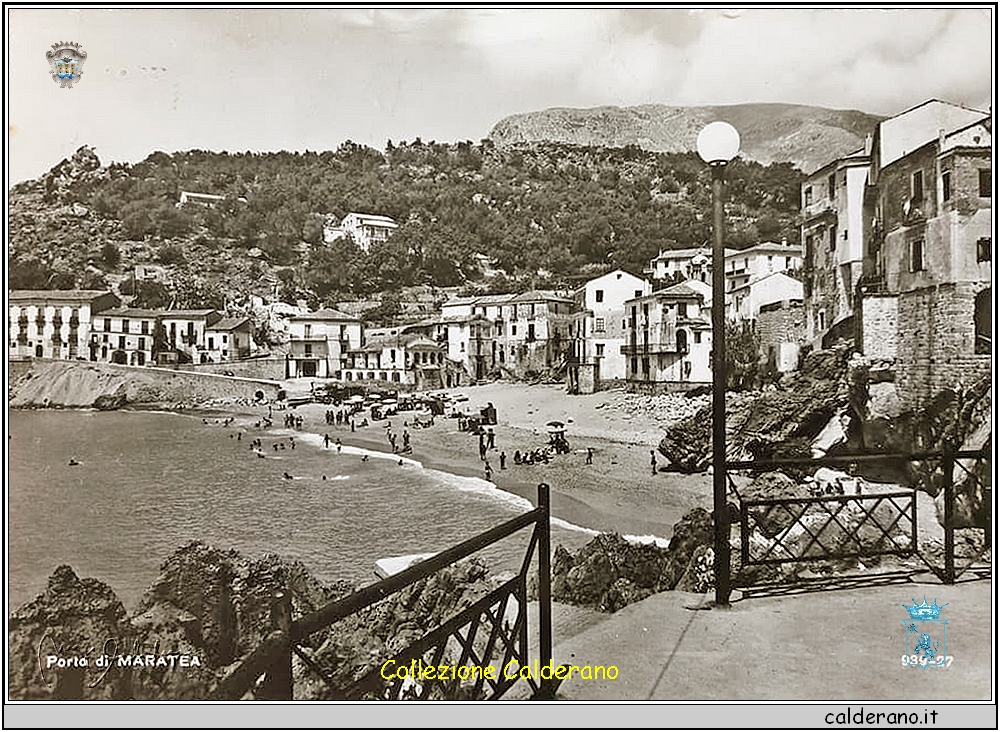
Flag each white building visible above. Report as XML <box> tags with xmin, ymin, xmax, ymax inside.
<box><xmin>285</xmin><ymin>308</ymin><xmax>362</xmax><ymax>378</ymax></box>
<box><xmin>727</xmin><ymin>271</ymin><xmax>804</xmax><ymax>321</ymax></box>
<box><xmin>9</xmin><ymin>290</ymin><xmax>120</xmax><ymax>361</ymax></box>
<box><xmin>568</xmin><ymin>269</ymin><xmax>652</xmax><ymax>393</ymax></box>
<box><xmin>622</xmin><ymin>280</ymin><xmax>713</xmax><ymax>391</ymax></box>
<box><xmin>723</xmin><ymin>241</ymin><xmax>803</xmax><ymax>296</ymax></box>
<box><xmin>325</xmin><ymin>212</ymin><xmax>399</xmax><ymax>252</ymax></box>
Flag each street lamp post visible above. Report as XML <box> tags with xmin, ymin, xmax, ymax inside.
<box><xmin>696</xmin><ymin>121</ymin><xmax>740</xmax><ymax>607</ymax></box>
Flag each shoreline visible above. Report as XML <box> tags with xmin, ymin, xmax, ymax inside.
<box><xmin>13</xmin><ymin>381</ymin><xmax>715</xmax><ymax>546</ymax></box>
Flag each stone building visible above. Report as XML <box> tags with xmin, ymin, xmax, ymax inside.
<box><xmin>567</xmin><ymin>269</ymin><xmax>651</xmax><ymax>393</ymax></box>
<box><xmin>8</xmin><ymin>290</ymin><xmax>120</xmax><ymax>360</ymax></box>
<box><xmin>800</xmin><ymin>148</ymin><xmax>872</xmax><ymax>347</ymax></box>
<box><xmin>858</xmin><ymin>101</ymin><xmax>991</xmax><ymax>409</ymax></box>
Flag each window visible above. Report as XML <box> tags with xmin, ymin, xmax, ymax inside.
<box><xmin>118</xmin><ymin>336</ymin><xmax>126</xmax><ymax>349</ymax></box>
<box><xmin>208</xmin><ymin>337</ymin><xmax>215</xmax><ymax>349</ymax></box>
<box><xmin>910</xmin><ymin>239</ymin><xmax>924</xmax><ymax>272</ymax></box>
<box><xmin>304</xmin><ymin>344</ymin><xmax>312</xmax><ymax>357</ymax></box>
<box><xmin>390</xmin><ymin>348</ymin><xmax>396</xmax><ymax>362</ymax></box>
<box><xmin>595</xmin><ymin>318</ymin><xmax>606</xmax><ymax>332</ymax></box>
<box><xmin>460</xmin><ymin>342</ymin><xmax>465</xmax><ymax>352</ymax></box>
<box><xmin>942</xmin><ymin>170</ymin><xmax>952</xmax><ymax>201</ymax></box>
<box><xmin>980</xmin><ymin>169</ymin><xmax>991</xmax><ymax>197</ymax></box>
<box><xmin>804</xmin><ymin>186</ymin><xmax>813</xmax><ymax>206</ymax></box>
<box><xmin>975</xmin><ymin>288</ymin><xmax>991</xmax><ymax>354</ymax></box>
<box><xmin>622</xmin><ymin>319</ymin><xmax>626</xmax><ymax>329</ymax></box>
<box><xmin>634</xmin><ymin>290</ymin><xmax>642</xmax><ymax>298</ymax></box>
<box><xmin>595</xmin><ymin>289</ymin><xmax>604</xmax><ymax>303</ymax></box>
<box><xmin>911</xmin><ymin>170</ymin><xmax>924</xmax><ymax>202</ymax></box>
<box><xmin>818</xmin><ymin>311</ymin><xmax>826</xmax><ymax>331</ymax></box>
<box><xmin>630</xmin><ymin>357</ymin><xmax>637</xmax><ymax>374</ymax></box>
<box><xmin>805</xmin><ymin>235</ymin><xmax>814</xmax><ymax>268</ymax></box>
<box><xmin>828</xmin><ymin>173</ymin><xmax>835</xmax><ymax>200</ymax></box>
<box><xmin>122</xmin><ymin>319</ymin><xmax>129</xmax><ymax>333</ymax></box>
<box><xmin>694</xmin><ymin>331</ymin><xmax>702</xmax><ymax>344</ymax></box>
<box><xmin>596</xmin><ymin>344</ymin><xmax>605</xmax><ymax>357</ymax></box>
<box><xmin>138</xmin><ymin>337</ymin><xmax>146</xmax><ymax>350</ymax></box>
<box><xmin>511</xmin><ymin>324</ymin><xmax>517</xmax><ymax>336</ymax></box>
<box><xmin>304</xmin><ymin>324</ymin><xmax>312</xmax><ymax>338</ymax></box>
<box><xmin>104</xmin><ymin>318</ymin><xmax>111</xmax><ymax>332</ymax></box>
<box><xmin>223</xmin><ymin>334</ymin><xmax>228</xmax><ymax>343</ymax></box>
<box><xmin>141</xmin><ymin>321</ymin><xmax>149</xmax><ymax>335</ymax></box>
<box><xmin>527</xmin><ymin>323</ymin><xmax>535</xmax><ymax>342</ymax></box>
<box><xmin>977</xmin><ymin>237</ymin><xmax>991</xmax><ymax>263</ymax></box>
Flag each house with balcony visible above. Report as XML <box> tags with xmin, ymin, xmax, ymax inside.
<box><xmin>343</xmin><ymin>333</ymin><xmax>446</xmax><ymax>388</ymax></box>
<box><xmin>325</xmin><ymin>212</ymin><xmax>398</xmax><ymax>252</ymax></box>
<box><xmin>285</xmin><ymin>308</ymin><xmax>362</xmax><ymax>379</ymax></box>
<box><xmin>857</xmin><ymin>100</ymin><xmax>991</xmax><ymax>410</ymax></box>
<box><xmin>567</xmin><ymin>269</ymin><xmax>652</xmax><ymax>394</ymax></box>
<box><xmin>622</xmin><ymin>280</ymin><xmax>712</xmax><ymax>392</ymax></box>
<box><xmin>9</xmin><ymin>289</ymin><xmax>120</xmax><ymax>361</ymax></box>
<box><xmin>205</xmin><ymin>317</ymin><xmax>254</xmax><ymax>363</ymax></box>
<box><xmin>158</xmin><ymin>310</ymin><xmax>222</xmax><ymax>365</ymax></box>
<box><xmin>90</xmin><ymin>308</ymin><xmax>161</xmax><ymax>366</ymax></box>
<box><xmin>646</xmin><ymin>247</ymin><xmax>733</xmax><ymax>283</ymax></box>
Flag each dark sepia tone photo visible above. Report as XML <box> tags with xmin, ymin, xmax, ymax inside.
<box><xmin>5</xmin><ymin>6</ymin><xmax>994</xmax><ymax>727</ymax></box>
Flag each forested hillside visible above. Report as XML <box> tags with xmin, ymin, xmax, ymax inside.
<box><xmin>8</xmin><ymin>139</ymin><xmax>803</xmax><ymax>313</ymax></box>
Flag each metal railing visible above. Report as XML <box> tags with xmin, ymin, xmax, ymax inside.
<box><xmin>212</xmin><ymin>484</ymin><xmax>554</xmax><ymax>701</ymax></box>
<box><xmin>727</xmin><ymin>450</ymin><xmax>991</xmax><ymax>594</ymax></box>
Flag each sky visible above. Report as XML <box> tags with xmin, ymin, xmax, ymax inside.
<box><xmin>6</xmin><ymin>6</ymin><xmax>995</xmax><ymax>184</ymax></box>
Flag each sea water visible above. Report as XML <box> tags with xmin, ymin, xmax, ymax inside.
<box><xmin>8</xmin><ymin>409</ymin><xmax>604</xmax><ymax>611</ymax></box>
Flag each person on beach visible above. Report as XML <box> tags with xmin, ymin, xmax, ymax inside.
<box><xmin>650</xmin><ymin>450</ymin><xmax>657</xmax><ymax>475</ymax></box>
<box><xmin>351</xmin><ymin>419</ymin><xmax>356</xmax><ymax>432</ymax></box>
<box><xmin>324</xmin><ymin>433</ymin><xmax>330</xmax><ymax>448</ymax></box>
<box><xmin>336</xmin><ymin>438</ymin><xmax>342</xmax><ymax>453</ymax></box>
<box><xmin>513</xmin><ymin>450</ymin><xmax>521</xmax><ymax>465</ymax></box>
<box><xmin>586</xmin><ymin>447</ymin><xmax>593</xmax><ymax>465</ymax></box>
<box><xmin>499</xmin><ymin>451</ymin><xmax>506</xmax><ymax>470</ymax></box>
<box><xmin>484</xmin><ymin>461</ymin><xmax>493</xmax><ymax>481</ymax></box>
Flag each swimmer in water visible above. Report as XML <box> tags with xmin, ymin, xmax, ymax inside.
<box><xmin>361</xmin><ymin>454</ymin><xmax>369</xmax><ymax>463</ymax></box>
<box><xmin>68</xmin><ymin>458</ymin><xmax>80</xmax><ymax>466</ymax></box>
<box><xmin>283</xmin><ymin>472</ymin><xmax>293</xmax><ymax>480</ymax></box>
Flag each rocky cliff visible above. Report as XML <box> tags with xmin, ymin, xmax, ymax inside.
<box><xmin>489</xmin><ymin>103</ymin><xmax>882</xmax><ymax>173</ymax></box>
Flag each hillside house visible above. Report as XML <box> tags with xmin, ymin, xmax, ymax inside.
<box><xmin>343</xmin><ymin>333</ymin><xmax>446</xmax><ymax>388</ymax></box>
<box><xmin>8</xmin><ymin>289</ymin><xmax>120</xmax><ymax>361</ymax></box>
<box><xmin>325</xmin><ymin>212</ymin><xmax>399</xmax><ymax>252</ymax></box>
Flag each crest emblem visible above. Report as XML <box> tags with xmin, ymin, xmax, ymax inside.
<box><xmin>46</xmin><ymin>41</ymin><xmax>87</xmax><ymax>88</ymax></box>
<box><xmin>902</xmin><ymin>597</ymin><xmax>948</xmax><ymax>668</ymax></box>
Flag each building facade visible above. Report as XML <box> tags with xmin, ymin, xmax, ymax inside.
<box><xmin>801</xmin><ymin>149</ymin><xmax>871</xmax><ymax>345</ymax></box>
<box><xmin>90</xmin><ymin>308</ymin><xmax>160</xmax><ymax>365</ymax></box>
<box><xmin>622</xmin><ymin>281</ymin><xmax>713</xmax><ymax>391</ymax></box>
<box><xmin>9</xmin><ymin>290</ymin><xmax>120</xmax><ymax>360</ymax></box>
<box><xmin>326</xmin><ymin>212</ymin><xmax>399</xmax><ymax>252</ymax></box>
<box><xmin>858</xmin><ymin>106</ymin><xmax>991</xmax><ymax>410</ymax></box>
<box><xmin>205</xmin><ymin>317</ymin><xmax>254</xmax><ymax>363</ymax></box>
<box><xmin>285</xmin><ymin>309</ymin><xmax>362</xmax><ymax>378</ymax></box>
<box><xmin>158</xmin><ymin>310</ymin><xmax>222</xmax><ymax>365</ymax></box>
<box><xmin>343</xmin><ymin>333</ymin><xmax>446</xmax><ymax>388</ymax></box>
<box><xmin>568</xmin><ymin>269</ymin><xmax>651</xmax><ymax>393</ymax></box>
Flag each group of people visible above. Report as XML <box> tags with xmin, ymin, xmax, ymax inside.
<box><xmin>283</xmin><ymin>412</ymin><xmax>304</xmax><ymax>429</ymax></box>
<box><xmin>324</xmin><ymin>408</ymin><xmax>354</xmax><ymax>426</ymax></box>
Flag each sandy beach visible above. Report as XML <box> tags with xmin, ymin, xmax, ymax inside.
<box><xmin>280</xmin><ymin>381</ymin><xmax>714</xmax><ymax>544</ymax></box>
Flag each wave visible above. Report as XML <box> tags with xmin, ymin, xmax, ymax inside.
<box><xmin>286</xmin><ymin>425</ymin><xmax>671</xmax><ymax>547</ymax></box>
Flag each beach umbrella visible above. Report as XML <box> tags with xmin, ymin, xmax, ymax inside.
<box><xmin>382</xmin><ymin>399</ymin><xmax>397</xmax><ymax>406</ymax></box>
<box><xmin>347</xmin><ymin>395</ymin><xmax>365</xmax><ymax>403</ymax></box>
<box><xmin>546</xmin><ymin>421</ymin><xmax>566</xmax><ymax>433</ymax></box>
<box><xmin>368</xmin><ymin>392</ymin><xmax>383</xmax><ymax>400</ymax></box>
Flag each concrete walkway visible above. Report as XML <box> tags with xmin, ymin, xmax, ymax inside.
<box><xmin>549</xmin><ymin>577</ymin><xmax>992</xmax><ymax>701</ymax></box>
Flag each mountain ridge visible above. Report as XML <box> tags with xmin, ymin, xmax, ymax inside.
<box><xmin>488</xmin><ymin>102</ymin><xmax>883</xmax><ymax>174</ymax></box>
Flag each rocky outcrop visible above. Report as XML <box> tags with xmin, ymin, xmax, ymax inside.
<box><xmin>659</xmin><ymin>343</ymin><xmax>852</xmax><ymax>472</ymax></box>
<box><xmin>547</xmin><ymin>508</ymin><xmax>716</xmax><ymax>612</ymax></box>
<box><xmin>8</xmin><ymin>543</ymin><xmax>497</xmax><ymax>701</ymax></box>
